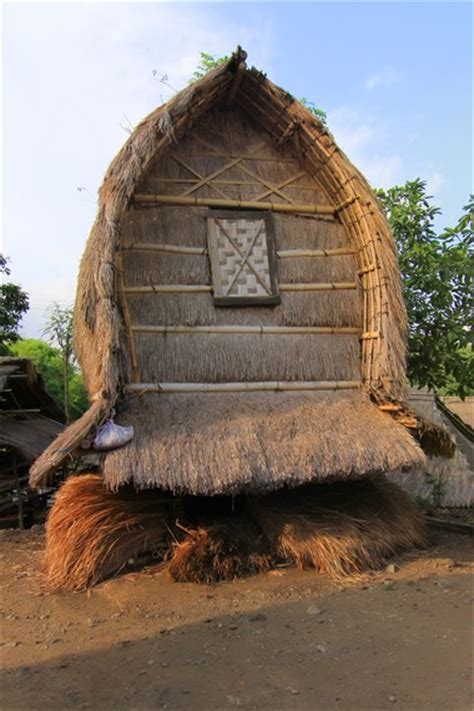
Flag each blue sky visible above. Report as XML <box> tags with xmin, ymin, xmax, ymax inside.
<box><xmin>2</xmin><ymin>1</ymin><xmax>472</xmax><ymax>337</ymax></box>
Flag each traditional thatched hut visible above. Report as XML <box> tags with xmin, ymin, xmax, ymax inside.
<box><xmin>30</xmin><ymin>49</ymin><xmax>447</xmax><ymax>589</ymax></box>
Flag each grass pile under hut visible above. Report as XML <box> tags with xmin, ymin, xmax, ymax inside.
<box><xmin>45</xmin><ymin>474</ymin><xmax>426</xmax><ymax>591</ymax></box>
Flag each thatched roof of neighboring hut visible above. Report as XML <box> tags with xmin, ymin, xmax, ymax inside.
<box><xmin>30</xmin><ymin>48</ymin><xmax>448</xmax><ymax>491</ymax></box>
<box><xmin>0</xmin><ymin>357</ymin><xmax>64</xmax><ymax>464</ymax></box>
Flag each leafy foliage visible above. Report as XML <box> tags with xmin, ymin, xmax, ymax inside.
<box><xmin>189</xmin><ymin>52</ymin><xmax>229</xmax><ymax>83</ymax></box>
<box><xmin>376</xmin><ymin>180</ymin><xmax>473</xmax><ymax>398</ymax></box>
<box><xmin>0</xmin><ymin>254</ymin><xmax>29</xmax><ymax>348</ymax></box>
<box><xmin>299</xmin><ymin>98</ymin><xmax>328</xmax><ymax>127</ymax></box>
<box><xmin>8</xmin><ymin>338</ymin><xmax>89</xmax><ymax>421</ymax></box>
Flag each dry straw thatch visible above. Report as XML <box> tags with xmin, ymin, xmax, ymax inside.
<box><xmin>249</xmin><ymin>475</ymin><xmax>426</xmax><ymax>580</ymax></box>
<box><xmin>30</xmin><ymin>47</ymin><xmax>444</xmax><ymax>490</ymax></box>
<box><xmin>103</xmin><ymin>390</ymin><xmax>426</xmax><ymax>495</ymax></box>
<box><xmin>45</xmin><ymin>474</ymin><xmax>175</xmax><ymax>591</ymax></box>
<box><xmin>45</xmin><ymin>473</ymin><xmax>425</xmax><ymax>589</ymax></box>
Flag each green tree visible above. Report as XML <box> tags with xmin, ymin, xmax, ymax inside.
<box><xmin>376</xmin><ymin>180</ymin><xmax>473</xmax><ymax>398</ymax></box>
<box><xmin>8</xmin><ymin>338</ymin><xmax>89</xmax><ymax>420</ymax></box>
<box><xmin>42</xmin><ymin>303</ymin><xmax>75</xmax><ymax>423</ymax></box>
<box><xmin>0</xmin><ymin>254</ymin><xmax>29</xmax><ymax>349</ymax></box>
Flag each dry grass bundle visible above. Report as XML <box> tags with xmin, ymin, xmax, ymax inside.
<box><xmin>168</xmin><ymin>515</ymin><xmax>275</xmax><ymax>584</ymax></box>
<box><xmin>249</xmin><ymin>475</ymin><xmax>426</xmax><ymax>580</ymax></box>
<box><xmin>45</xmin><ymin>474</ymin><xmax>425</xmax><ymax>590</ymax></box>
<box><xmin>45</xmin><ymin>474</ymin><xmax>175</xmax><ymax>591</ymax></box>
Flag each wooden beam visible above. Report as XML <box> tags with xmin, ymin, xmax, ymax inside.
<box><xmin>132</xmin><ymin>325</ymin><xmax>363</xmax><ymax>335</ymax></box>
<box><xmin>125</xmin><ymin>380</ymin><xmax>361</xmax><ymax>394</ymax></box>
<box><xmin>226</xmin><ymin>58</ymin><xmax>246</xmax><ymax>106</ymax></box>
<box><xmin>133</xmin><ymin>193</ymin><xmax>336</xmax><ymax>216</ymax></box>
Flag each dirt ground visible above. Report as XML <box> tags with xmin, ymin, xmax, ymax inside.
<box><xmin>1</xmin><ymin>525</ymin><xmax>472</xmax><ymax>711</ymax></box>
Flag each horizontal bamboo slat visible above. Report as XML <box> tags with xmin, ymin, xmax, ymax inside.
<box><xmin>124</xmin><ymin>285</ymin><xmax>212</xmax><ymax>294</ymax></box>
<box><xmin>124</xmin><ymin>244</ymin><xmax>354</xmax><ymax>258</ymax></box>
<box><xmin>131</xmin><ymin>325</ymin><xmax>362</xmax><ymax>335</ymax></box>
<box><xmin>149</xmin><ymin>178</ymin><xmax>318</xmax><ymax>190</ymax></box>
<box><xmin>277</xmin><ymin>247</ymin><xmax>355</xmax><ymax>258</ymax></box>
<box><xmin>0</xmin><ymin>408</ymin><xmax>41</xmax><ymax>415</ymax></box>
<box><xmin>125</xmin><ymin>243</ymin><xmax>207</xmax><ymax>255</ymax></box>
<box><xmin>279</xmin><ymin>282</ymin><xmax>357</xmax><ymax>291</ymax></box>
<box><xmin>125</xmin><ymin>380</ymin><xmax>361</xmax><ymax>394</ymax></box>
<box><xmin>124</xmin><ymin>283</ymin><xmax>358</xmax><ymax>295</ymax></box>
<box><xmin>133</xmin><ymin>193</ymin><xmax>336</xmax><ymax>215</ymax></box>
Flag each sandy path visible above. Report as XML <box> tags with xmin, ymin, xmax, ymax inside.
<box><xmin>1</xmin><ymin>527</ymin><xmax>472</xmax><ymax>710</ymax></box>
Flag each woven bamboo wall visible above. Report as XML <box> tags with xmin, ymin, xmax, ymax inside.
<box><xmin>121</xmin><ymin>108</ymin><xmax>363</xmax><ymax>385</ymax></box>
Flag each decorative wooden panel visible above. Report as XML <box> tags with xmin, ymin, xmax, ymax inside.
<box><xmin>207</xmin><ymin>211</ymin><xmax>279</xmax><ymax>305</ymax></box>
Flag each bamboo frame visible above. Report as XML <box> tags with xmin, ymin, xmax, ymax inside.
<box><xmin>117</xmin><ymin>252</ymin><xmax>141</xmax><ymax>383</ymax></box>
<box><xmin>124</xmin><ymin>282</ymin><xmax>357</xmax><ymax>294</ymax></box>
<box><xmin>125</xmin><ymin>243</ymin><xmax>207</xmax><ymax>255</ymax></box>
<box><xmin>131</xmin><ymin>325</ymin><xmax>363</xmax><ymax>335</ymax></box>
<box><xmin>277</xmin><ymin>247</ymin><xmax>355</xmax><ymax>258</ymax></box>
<box><xmin>0</xmin><ymin>408</ymin><xmax>41</xmax><ymax>414</ymax></box>
<box><xmin>148</xmin><ymin>178</ymin><xmax>318</xmax><ymax>190</ymax></box>
<box><xmin>279</xmin><ymin>282</ymin><xmax>357</xmax><ymax>291</ymax></box>
<box><xmin>171</xmin><ymin>155</ymin><xmax>229</xmax><ymax>200</ymax></box>
<box><xmin>133</xmin><ymin>193</ymin><xmax>336</xmax><ymax>215</ymax></box>
<box><xmin>124</xmin><ymin>285</ymin><xmax>212</xmax><ymax>294</ymax></box>
<box><xmin>124</xmin><ymin>244</ymin><xmax>353</xmax><ymax>258</ymax></box>
<box><xmin>125</xmin><ymin>380</ymin><xmax>361</xmax><ymax>394</ymax></box>
<box><xmin>180</xmin><ymin>142</ymin><xmax>267</xmax><ymax>198</ymax></box>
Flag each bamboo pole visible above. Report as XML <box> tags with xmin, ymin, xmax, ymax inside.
<box><xmin>124</xmin><ymin>283</ymin><xmax>357</xmax><ymax>295</ymax></box>
<box><xmin>133</xmin><ymin>193</ymin><xmax>336</xmax><ymax>216</ymax></box>
<box><xmin>125</xmin><ymin>380</ymin><xmax>361</xmax><ymax>394</ymax></box>
<box><xmin>117</xmin><ymin>252</ymin><xmax>141</xmax><ymax>384</ymax></box>
<box><xmin>125</xmin><ymin>243</ymin><xmax>207</xmax><ymax>255</ymax></box>
<box><xmin>277</xmin><ymin>247</ymin><xmax>355</xmax><ymax>258</ymax></box>
<box><xmin>1</xmin><ymin>408</ymin><xmax>41</xmax><ymax>414</ymax></box>
<box><xmin>131</xmin><ymin>325</ymin><xmax>362</xmax><ymax>335</ymax></box>
<box><xmin>124</xmin><ymin>285</ymin><xmax>212</xmax><ymax>294</ymax></box>
<box><xmin>279</xmin><ymin>282</ymin><xmax>357</xmax><ymax>291</ymax></box>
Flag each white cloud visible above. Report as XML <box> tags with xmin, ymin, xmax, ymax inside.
<box><xmin>364</xmin><ymin>68</ymin><xmax>400</xmax><ymax>91</ymax></box>
<box><xmin>3</xmin><ymin>3</ymin><xmax>274</xmax><ymax>337</ymax></box>
<box><xmin>328</xmin><ymin>106</ymin><xmax>404</xmax><ymax>189</ymax></box>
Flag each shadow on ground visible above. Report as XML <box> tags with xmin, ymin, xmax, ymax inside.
<box><xmin>2</xmin><ymin>568</ymin><xmax>472</xmax><ymax>711</ymax></box>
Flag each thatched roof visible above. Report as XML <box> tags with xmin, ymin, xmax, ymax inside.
<box><xmin>30</xmin><ymin>48</ymin><xmax>431</xmax><ymax>490</ymax></box>
<box><xmin>0</xmin><ymin>357</ymin><xmax>63</xmax><ymax>464</ymax></box>
<box><xmin>103</xmin><ymin>391</ymin><xmax>425</xmax><ymax>495</ymax></box>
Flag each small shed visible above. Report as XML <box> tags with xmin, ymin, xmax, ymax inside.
<box><xmin>0</xmin><ymin>357</ymin><xmax>63</xmax><ymax>527</ymax></box>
